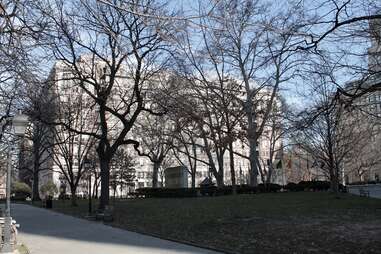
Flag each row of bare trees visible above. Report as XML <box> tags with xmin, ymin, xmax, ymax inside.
<box><xmin>1</xmin><ymin>0</ymin><xmax>380</xmax><ymax>208</ymax></box>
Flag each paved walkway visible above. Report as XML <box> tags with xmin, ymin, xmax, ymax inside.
<box><xmin>11</xmin><ymin>204</ymin><xmax>220</xmax><ymax>254</ymax></box>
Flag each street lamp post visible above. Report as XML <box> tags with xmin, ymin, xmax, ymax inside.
<box><xmin>2</xmin><ymin>113</ymin><xmax>28</xmax><ymax>254</ymax></box>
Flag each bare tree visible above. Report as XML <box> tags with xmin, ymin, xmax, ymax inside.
<box><xmin>133</xmin><ymin>114</ymin><xmax>174</xmax><ymax>188</ymax></box>
<box><xmin>193</xmin><ymin>0</ymin><xmax>305</xmax><ymax>187</ymax></box>
<box><xmin>283</xmin><ymin>145</ymin><xmax>316</xmax><ymax>183</ymax></box>
<box><xmin>294</xmin><ymin>77</ymin><xmax>369</xmax><ymax>193</ymax></box>
<box><xmin>258</xmin><ymin>96</ymin><xmax>287</xmax><ymax>187</ymax></box>
<box><xmin>49</xmin><ymin>87</ymin><xmax>98</xmax><ymax>206</ymax></box>
<box><xmin>110</xmin><ymin>148</ymin><xmax>135</xmax><ymax>198</ymax></box>
<box><xmin>170</xmin><ymin>121</ymin><xmax>200</xmax><ymax>188</ymax></box>
<box><xmin>174</xmin><ymin>12</ymin><xmax>248</xmax><ymax>189</ymax></box>
<box><xmin>173</xmin><ymin>79</ymin><xmax>244</xmax><ymax>188</ymax></box>
<box><xmin>19</xmin><ymin>121</ymin><xmax>52</xmax><ymax>201</ymax></box>
<box><xmin>0</xmin><ymin>1</ymin><xmax>47</xmax><ymax>199</ymax></box>
<box><xmin>0</xmin><ymin>0</ymin><xmax>30</xmax><ymax>139</ymax></box>
<box><xmin>28</xmin><ymin>0</ymin><xmax>175</xmax><ymax>209</ymax></box>
<box><xmin>294</xmin><ymin>1</ymin><xmax>381</xmax><ymax>102</ymax></box>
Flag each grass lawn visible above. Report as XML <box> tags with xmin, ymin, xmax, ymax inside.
<box><xmin>32</xmin><ymin>192</ymin><xmax>381</xmax><ymax>254</ymax></box>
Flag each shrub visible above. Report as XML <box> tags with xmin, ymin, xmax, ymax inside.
<box><xmin>136</xmin><ymin>183</ymin><xmax>283</xmax><ymax>198</ymax></box>
<box><xmin>285</xmin><ymin>182</ymin><xmax>303</xmax><ymax>192</ymax></box>
<box><xmin>11</xmin><ymin>182</ymin><xmax>32</xmax><ymax>201</ymax></box>
<box><xmin>196</xmin><ymin>184</ymin><xmax>278</xmax><ymax>197</ymax></box>
<box><xmin>58</xmin><ymin>193</ymin><xmax>70</xmax><ymax>200</ymax></box>
<box><xmin>284</xmin><ymin>181</ymin><xmax>331</xmax><ymax>192</ymax></box>
<box><xmin>268</xmin><ymin>183</ymin><xmax>282</xmax><ymax>192</ymax></box>
<box><xmin>256</xmin><ymin>183</ymin><xmax>282</xmax><ymax>193</ymax></box>
<box><xmin>136</xmin><ymin>188</ymin><xmax>198</xmax><ymax>198</ymax></box>
<box><xmin>297</xmin><ymin>181</ymin><xmax>312</xmax><ymax>191</ymax></box>
<box><xmin>303</xmin><ymin>181</ymin><xmax>330</xmax><ymax>191</ymax></box>
<box><xmin>200</xmin><ymin>185</ymin><xmax>259</xmax><ymax>196</ymax></box>
<box><xmin>40</xmin><ymin>181</ymin><xmax>58</xmax><ymax>199</ymax></box>
<box><xmin>296</xmin><ymin>181</ymin><xmax>329</xmax><ymax>191</ymax></box>
<box><xmin>216</xmin><ymin>186</ymin><xmax>233</xmax><ymax>196</ymax></box>
<box><xmin>199</xmin><ymin>186</ymin><xmax>218</xmax><ymax>196</ymax></box>
<box><xmin>236</xmin><ymin>184</ymin><xmax>257</xmax><ymax>194</ymax></box>
<box><xmin>313</xmin><ymin>181</ymin><xmax>330</xmax><ymax>191</ymax></box>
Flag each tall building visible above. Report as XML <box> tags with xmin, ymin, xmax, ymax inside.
<box><xmin>343</xmin><ymin>15</ymin><xmax>381</xmax><ymax>183</ymax></box>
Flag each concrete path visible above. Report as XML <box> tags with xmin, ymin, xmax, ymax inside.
<box><xmin>11</xmin><ymin>204</ymin><xmax>220</xmax><ymax>254</ymax></box>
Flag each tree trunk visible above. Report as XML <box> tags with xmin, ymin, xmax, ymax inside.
<box><xmin>99</xmin><ymin>158</ymin><xmax>110</xmax><ymax>210</ymax></box>
<box><xmin>266</xmin><ymin>163</ymin><xmax>274</xmax><ymax>185</ymax></box>
<box><xmin>246</xmin><ymin>107</ymin><xmax>259</xmax><ymax>187</ymax></box>
<box><xmin>216</xmin><ymin>173</ymin><xmax>224</xmax><ymax>187</ymax></box>
<box><xmin>93</xmin><ymin>176</ymin><xmax>100</xmax><ymax>199</ymax></box>
<box><xmin>258</xmin><ymin>163</ymin><xmax>266</xmax><ymax>186</ymax></box>
<box><xmin>191</xmin><ymin>143</ymin><xmax>197</xmax><ymax>189</ymax></box>
<box><xmin>152</xmin><ymin>161</ymin><xmax>161</xmax><ymax>188</ymax></box>
<box><xmin>216</xmin><ymin>174</ymin><xmax>224</xmax><ymax>187</ymax></box>
<box><xmin>330</xmin><ymin>170</ymin><xmax>339</xmax><ymax>194</ymax></box>
<box><xmin>191</xmin><ymin>172</ymin><xmax>196</xmax><ymax>189</ymax></box>
<box><xmin>70</xmin><ymin>187</ymin><xmax>77</xmax><ymax>207</ymax></box>
<box><xmin>326</xmin><ymin>115</ymin><xmax>339</xmax><ymax>194</ymax></box>
<box><xmin>32</xmin><ymin>168</ymin><xmax>40</xmax><ymax>201</ymax></box>
<box><xmin>215</xmin><ymin>155</ymin><xmax>225</xmax><ymax>188</ymax></box>
<box><xmin>228</xmin><ymin>141</ymin><xmax>237</xmax><ymax>195</ymax></box>
<box><xmin>92</xmin><ymin>178</ymin><xmax>99</xmax><ymax>199</ymax></box>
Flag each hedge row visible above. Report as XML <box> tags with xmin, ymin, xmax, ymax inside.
<box><xmin>135</xmin><ymin>187</ymin><xmax>198</xmax><ymax>198</ymax></box>
<box><xmin>285</xmin><ymin>181</ymin><xmax>345</xmax><ymax>192</ymax></box>
<box><xmin>135</xmin><ymin>183</ymin><xmax>283</xmax><ymax>198</ymax></box>
<box><xmin>286</xmin><ymin>181</ymin><xmax>329</xmax><ymax>192</ymax></box>
<box><xmin>135</xmin><ymin>181</ymin><xmax>343</xmax><ymax>198</ymax></box>
<box><xmin>199</xmin><ymin>183</ymin><xmax>283</xmax><ymax>196</ymax></box>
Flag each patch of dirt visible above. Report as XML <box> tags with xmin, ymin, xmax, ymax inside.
<box><xmin>216</xmin><ymin>217</ymin><xmax>381</xmax><ymax>254</ymax></box>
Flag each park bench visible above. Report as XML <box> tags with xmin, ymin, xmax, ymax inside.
<box><xmin>359</xmin><ymin>188</ymin><xmax>370</xmax><ymax>197</ymax></box>
<box><xmin>95</xmin><ymin>205</ymin><xmax>114</xmax><ymax>222</ymax></box>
